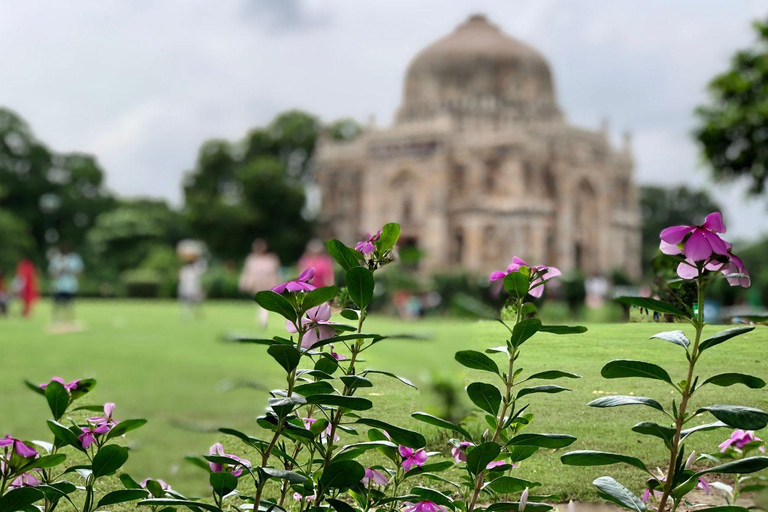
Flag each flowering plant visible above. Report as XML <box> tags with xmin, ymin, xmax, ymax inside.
<box><xmin>562</xmin><ymin>212</ymin><xmax>768</xmax><ymax>512</ymax></box>
<box><xmin>0</xmin><ymin>377</ymin><xmax>172</xmax><ymax>512</ymax></box>
<box><xmin>702</xmin><ymin>429</ymin><xmax>767</xmax><ymax>506</ymax></box>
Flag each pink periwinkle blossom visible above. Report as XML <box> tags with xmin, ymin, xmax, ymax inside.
<box><xmin>355</xmin><ymin>230</ymin><xmax>382</xmax><ymax>256</ymax></box>
<box><xmin>40</xmin><ymin>377</ymin><xmax>81</xmax><ymax>392</ymax></box>
<box><xmin>140</xmin><ymin>478</ymin><xmax>172</xmax><ymax>491</ymax></box>
<box><xmin>293</xmin><ymin>493</ymin><xmax>316</xmax><ymax>502</ymax></box>
<box><xmin>660</xmin><ymin>212</ymin><xmax>729</xmax><ymax>262</ymax></box>
<box><xmin>286</xmin><ymin>303</ymin><xmax>337</xmax><ymax>349</ymax></box>
<box><xmin>79</xmin><ymin>424</ymin><xmax>111</xmax><ymax>449</ymax></box>
<box><xmin>302</xmin><ymin>418</ymin><xmax>339</xmax><ymax>442</ymax></box>
<box><xmin>329</xmin><ymin>345</ymin><xmax>348</xmax><ymax>361</ymax></box>
<box><xmin>89</xmin><ymin>403</ymin><xmax>119</xmax><ymax>429</ymax></box>
<box><xmin>490</xmin><ymin>256</ymin><xmax>561</xmax><ymax>298</ymax></box>
<box><xmin>10</xmin><ymin>472</ymin><xmax>41</xmax><ymax>488</ymax></box>
<box><xmin>0</xmin><ymin>435</ymin><xmax>38</xmax><ymax>459</ymax></box>
<box><xmin>719</xmin><ymin>430</ymin><xmax>764</xmax><ymax>453</ymax></box>
<box><xmin>399</xmin><ymin>445</ymin><xmax>428</xmax><ymax>472</ymax></box>
<box><xmin>272</xmin><ymin>268</ymin><xmax>316</xmax><ymax>294</ymax></box>
<box><xmin>362</xmin><ymin>468</ymin><xmax>389</xmax><ymax>486</ymax></box>
<box><xmin>208</xmin><ymin>443</ymin><xmax>250</xmax><ymax>477</ymax></box>
<box><xmin>403</xmin><ymin>501</ymin><xmax>447</xmax><ymax>512</ymax></box>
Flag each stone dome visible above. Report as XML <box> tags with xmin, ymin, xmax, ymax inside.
<box><xmin>396</xmin><ymin>14</ymin><xmax>561</xmax><ymax>126</ymax></box>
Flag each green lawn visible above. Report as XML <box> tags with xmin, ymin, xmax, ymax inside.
<box><xmin>2</xmin><ymin>300</ymin><xmax>767</xmax><ymax>502</ymax></box>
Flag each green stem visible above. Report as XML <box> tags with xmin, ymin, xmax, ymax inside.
<box><xmin>658</xmin><ymin>276</ymin><xmax>705</xmax><ymax>512</ymax></box>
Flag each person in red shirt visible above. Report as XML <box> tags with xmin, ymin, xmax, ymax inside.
<box><xmin>15</xmin><ymin>258</ymin><xmax>40</xmax><ymax>317</ymax></box>
<box><xmin>298</xmin><ymin>239</ymin><xmax>334</xmax><ymax>288</ymax></box>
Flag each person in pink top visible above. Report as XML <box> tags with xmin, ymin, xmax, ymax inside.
<box><xmin>298</xmin><ymin>239</ymin><xmax>334</xmax><ymax>288</ymax></box>
<box><xmin>238</xmin><ymin>239</ymin><xmax>281</xmax><ymax>328</ymax></box>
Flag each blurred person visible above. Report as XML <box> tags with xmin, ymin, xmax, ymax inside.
<box><xmin>177</xmin><ymin>240</ymin><xmax>208</xmax><ymax>318</ymax></box>
<box><xmin>14</xmin><ymin>257</ymin><xmax>39</xmax><ymax>317</ymax></box>
<box><xmin>48</xmin><ymin>243</ymin><xmax>84</xmax><ymax>331</ymax></box>
<box><xmin>238</xmin><ymin>239</ymin><xmax>280</xmax><ymax>328</ymax></box>
<box><xmin>298</xmin><ymin>239</ymin><xmax>334</xmax><ymax>288</ymax></box>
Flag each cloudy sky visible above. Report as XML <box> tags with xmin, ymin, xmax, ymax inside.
<box><xmin>2</xmin><ymin>0</ymin><xmax>767</xmax><ymax>240</ymax></box>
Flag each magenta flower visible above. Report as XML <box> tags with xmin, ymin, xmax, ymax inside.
<box><xmin>89</xmin><ymin>403</ymin><xmax>118</xmax><ymax>428</ymax></box>
<box><xmin>286</xmin><ymin>303</ymin><xmax>337</xmax><ymax>349</ymax></box>
<box><xmin>329</xmin><ymin>345</ymin><xmax>348</xmax><ymax>361</ymax></box>
<box><xmin>719</xmin><ymin>430</ymin><xmax>764</xmax><ymax>453</ymax></box>
<box><xmin>302</xmin><ymin>417</ymin><xmax>339</xmax><ymax>442</ymax></box>
<box><xmin>403</xmin><ymin>501</ymin><xmax>447</xmax><ymax>512</ymax></box>
<box><xmin>10</xmin><ymin>472</ymin><xmax>41</xmax><ymax>488</ymax></box>
<box><xmin>140</xmin><ymin>478</ymin><xmax>171</xmax><ymax>491</ymax></box>
<box><xmin>40</xmin><ymin>377</ymin><xmax>81</xmax><ymax>392</ymax></box>
<box><xmin>659</xmin><ymin>212</ymin><xmax>729</xmax><ymax>262</ymax></box>
<box><xmin>361</xmin><ymin>467</ymin><xmax>389</xmax><ymax>486</ymax></box>
<box><xmin>490</xmin><ymin>256</ymin><xmax>561</xmax><ymax>298</ymax></box>
<box><xmin>355</xmin><ymin>230</ymin><xmax>382</xmax><ymax>255</ymax></box>
<box><xmin>272</xmin><ymin>268</ymin><xmax>316</xmax><ymax>294</ymax></box>
<box><xmin>0</xmin><ymin>435</ymin><xmax>38</xmax><ymax>459</ymax></box>
<box><xmin>399</xmin><ymin>445</ymin><xmax>428</xmax><ymax>472</ymax></box>
<box><xmin>79</xmin><ymin>424</ymin><xmax>111</xmax><ymax>449</ymax></box>
<box><xmin>292</xmin><ymin>493</ymin><xmax>316</xmax><ymax>502</ymax></box>
<box><xmin>704</xmin><ymin>251</ymin><xmax>751</xmax><ymax>288</ymax></box>
<box><xmin>208</xmin><ymin>443</ymin><xmax>250</xmax><ymax>476</ymax></box>
<box><xmin>451</xmin><ymin>441</ymin><xmax>473</xmax><ymax>463</ymax></box>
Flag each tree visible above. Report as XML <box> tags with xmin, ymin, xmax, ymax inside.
<box><xmin>0</xmin><ymin>210</ymin><xmax>35</xmax><ymax>273</ymax></box>
<box><xmin>694</xmin><ymin>18</ymin><xmax>768</xmax><ymax>196</ymax></box>
<box><xmin>0</xmin><ymin>107</ymin><xmax>114</xmax><ymax>262</ymax></box>
<box><xmin>640</xmin><ymin>185</ymin><xmax>721</xmax><ymax>273</ymax></box>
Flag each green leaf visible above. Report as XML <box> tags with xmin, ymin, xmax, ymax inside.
<box><xmin>701</xmin><ymin>373</ymin><xmax>765</xmax><ymax>389</ymax></box>
<box><xmin>340</xmin><ymin>375</ymin><xmax>373</xmax><ymax>389</ymax></box>
<box><xmin>601</xmin><ymin>360</ymin><xmax>673</xmax><ymax>384</ymax></box>
<box><xmin>92</xmin><ymin>445</ymin><xmax>129</xmax><ymax>478</ymax></box>
<box><xmin>455</xmin><ymin>350</ymin><xmax>500</xmax><ymax>375</ymax></box>
<box><xmin>303</xmin><ymin>286</ymin><xmax>340</xmax><ymax>310</ymax></box>
<box><xmin>538</xmin><ymin>325</ymin><xmax>588</xmax><ymax>335</ymax></box>
<box><xmin>699</xmin><ymin>326</ymin><xmax>755</xmax><ymax>352</ymax></box>
<box><xmin>69</xmin><ymin>379</ymin><xmax>97</xmax><ymax>401</ymax></box>
<box><xmin>106</xmin><ymin>418</ymin><xmax>147</xmax><ymax>441</ymax></box>
<box><xmin>0</xmin><ymin>487</ymin><xmax>44</xmax><ymax>512</ymax></box>
<box><xmin>509</xmin><ymin>445</ymin><xmax>538</xmax><ymax>463</ymax></box>
<box><xmin>44</xmin><ymin>380</ymin><xmax>70</xmax><ymax>421</ymax></box>
<box><xmin>411</xmin><ymin>412</ymin><xmax>472</xmax><ymax>440</ymax></box>
<box><xmin>255</xmin><ymin>290</ymin><xmax>297</xmax><ymax>322</ymax></box>
<box><xmin>355</xmin><ymin>418</ymin><xmax>426</xmax><ymax>448</ymax></box>
<box><xmin>320</xmin><ymin>460</ymin><xmax>365</xmax><ymax>489</ymax></box>
<box><xmin>17</xmin><ymin>454</ymin><xmax>66</xmax><ymax>473</ymax></box>
<box><xmin>402</xmin><ymin>461</ymin><xmax>454</xmax><ymax>479</ymax></box>
<box><xmin>346</xmin><ymin>267</ymin><xmax>374</xmax><ymax>309</ymax></box>
<box><xmin>326</xmin><ymin>239</ymin><xmax>363</xmax><ymax>271</ymax></box>
<box><xmin>377</xmin><ymin>223</ymin><xmax>401</xmax><ymax>252</ymax></box>
<box><xmin>267</xmin><ymin>344</ymin><xmax>302</xmax><ymax>373</ymax></box>
<box><xmin>697</xmin><ymin>405</ymin><xmax>768</xmax><ymax>430</ymax></box>
<box><xmin>507</xmin><ymin>433</ymin><xmax>577</xmax><ymax>448</ymax></box>
<box><xmin>360</xmin><ymin>369</ymin><xmax>417</xmax><ymax>389</ymax></box>
<box><xmin>138</xmin><ymin>498</ymin><xmax>222</xmax><ymax>512</ymax></box>
<box><xmin>681</xmin><ymin>421</ymin><xmax>728</xmax><ymax>439</ymax></box>
<box><xmin>592</xmin><ymin>476</ymin><xmax>646</xmax><ymax>512</ymax></box>
<box><xmin>97</xmin><ymin>490</ymin><xmax>149</xmax><ymax>508</ymax></box>
<box><xmin>616</xmin><ymin>296</ymin><xmax>688</xmax><ymax>318</ymax></box>
<box><xmin>466</xmin><ymin>382</ymin><xmax>501</xmax><ymax>415</ymax></box>
<box><xmin>588</xmin><ymin>395</ymin><xmax>665</xmax><ymax>412</ymax></box>
<box><xmin>631</xmin><ymin>422</ymin><xmax>676</xmax><ymax>445</ymax></box>
<box><xmin>650</xmin><ymin>330</ymin><xmax>690</xmax><ymax>348</ymax></box>
<box><xmin>486</xmin><ymin>476</ymin><xmax>541</xmax><ymax>493</ymax></box>
<box><xmin>410</xmin><ymin>487</ymin><xmax>454</xmax><ymax>510</ymax></box>
<box><xmin>465</xmin><ymin>442</ymin><xmax>501</xmax><ymax>475</ymax></box>
<box><xmin>340</xmin><ymin>309</ymin><xmax>359</xmax><ymax>321</ymax></box>
<box><xmin>503</xmin><ymin>271</ymin><xmax>530</xmax><ymax>299</ymax></box>
<box><xmin>294</xmin><ymin>381</ymin><xmax>335</xmax><ymax>397</ymax></box>
<box><xmin>260</xmin><ymin>467</ymin><xmax>309</xmax><ymax>483</ymax></box>
<box><xmin>24</xmin><ymin>380</ymin><xmax>46</xmax><ymax>396</ymax></box>
<box><xmin>523</xmin><ymin>370</ymin><xmax>581</xmax><ymax>381</ymax></box>
<box><xmin>510</xmin><ymin>318</ymin><xmax>541</xmax><ymax>348</ymax></box>
<box><xmin>696</xmin><ymin>456</ymin><xmax>768</xmax><ymax>476</ymax></box>
<box><xmin>516</xmin><ymin>385</ymin><xmax>571</xmax><ymax>399</ymax></box>
<box><xmin>47</xmin><ymin>420</ymin><xmax>85</xmax><ymax>452</ymax></box>
<box><xmin>328</xmin><ymin>498</ymin><xmax>358</xmax><ymax>512</ymax></box>
<box><xmin>486</xmin><ymin>502</ymin><xmax>552</xmax><ymax>512</ymax></box>
<box><xmin>689</xmin><ymin>507</ymin><xmax>750</xmax><ymax>512</ymax></box>
<box><xmin>269</xmin><ymin>395</ymin><xmax>308</xmax><ymax>417</ymax></box>
<box><xmin>37</xmin><ymin>482</ymin><xmax>76</xmax><ymax>502</ymax></box>
<box><xmin>304</xmin><ymin>394</ymin><xmax>372</xmax><ymax>411</ymax></box>
<box><xmin>561</xmin><ymin>450</ymin><xmax>649</xmax><ymax>472</ymax></box>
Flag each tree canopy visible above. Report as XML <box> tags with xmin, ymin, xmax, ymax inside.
<box><xmin>695</xmin><ymin>18</ymin><xmax>768</xmax><ymax>196</ymax></box>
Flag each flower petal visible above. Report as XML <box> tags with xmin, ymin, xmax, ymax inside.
<box><xmin>683</xmin><ymin>230</ymin><xmax>713</xmax><ymax>262</ymax></box>
<box><xmin>703</xmin><ymin>212</ymin><xmax>725</xmax><ymax>233</ymax></box>
<box><xmin>660</xmin><ymin>225</ymin><xmax>692</xmax><ymax>244</ymax></box>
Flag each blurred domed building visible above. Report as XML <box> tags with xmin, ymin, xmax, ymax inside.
<box><xmin>315</xmin><ymin>14</ymin><xmax>640</xmax><ymax>278</ymax></box>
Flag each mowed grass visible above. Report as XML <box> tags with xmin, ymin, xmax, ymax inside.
<box><xmin>2</xmin><ymin>300</ymin><xmax>767</xmax><ymax>503</ymax></box>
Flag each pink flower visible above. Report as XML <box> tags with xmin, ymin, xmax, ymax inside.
<box><xmin>403</xmin><ymin>501</ymin><xmax>447</xmax><ymax>512</ymax></box>
<box><xmin>0</xmin><ymin>435</ymin><xmax>38</xmax><ymax>459</ymax></box>
<box><xmin>355</xmin><ymin>231</ymin><xmax>382</xmax><ymax>256</ymax></box>
<box><xmin>293</xmin><ymin>493</ymin><xmax>315</xmax><ymax>502</ymax></box>
<box><xmin>78</xmin><ymin>424</ymin><xmax>111</xmax><ymax>449</ymax></box>
<box><xmin>302</xmin><ymin>418</ymin><xmax>339</xmax><ymax>442</ymax></box>
<box><xmin>286</xmin><ymin>303</ymin><xmax>337</xmax><ymax>349</ymax></box>
<box><xmin>89</xmin><ymin>403</ymin><xmax>118</xmax><ymax>428</ymax></box>
<box><xmin>490</xmin><ymin>256</ymin><xmax>561</xmax><ymax>298</ymax></box>
<box><xmin>362</xmin><ymin>468</ymin><xmax>389</xmax><ymax>486</ymax></box>
<box><xmin>329</xmin><ymin>345</ymin><xmax>347</xmax><ymax>361</ymax></box>
<box><xmin>659</xmin><ymin>212</ymin><xmax>729</xmax><ymax>262</ymax></box>
<box><xmin>10</xmin><ymin>472</ymin><xmax>41</xmax><ymax>488</ymax></box>
<box><xmin>272</xmin><ymin>268</ymin><xmax>316</xmax><ymax>294</ymax></box>
<box><xmin>719</xmin><ymin>430</ymin><xmax>764</xmax><ymax>453</ymax></box>
<box><xmin>399</xmin><ymin>445</ymin><xmax>428</xmax><ymax>472</ymax></box>
<box><xmin>208</xmin><ymin>443</ymin><xmax>250</xmax><ymax>477</ymax></box>
<box><xmin>40</xmin><ymin>377</ymin><xmax>81</xmax><ymax>392</ymax></box>
<box><xmin>704</xmin><ymin>251</ymin><xmax>751</xmax><ymax>288</ymax></box>
<box><xmin>140</xmin><ymin>478</ymin><xmax>171</xmax><ymax>491</ymax></box>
